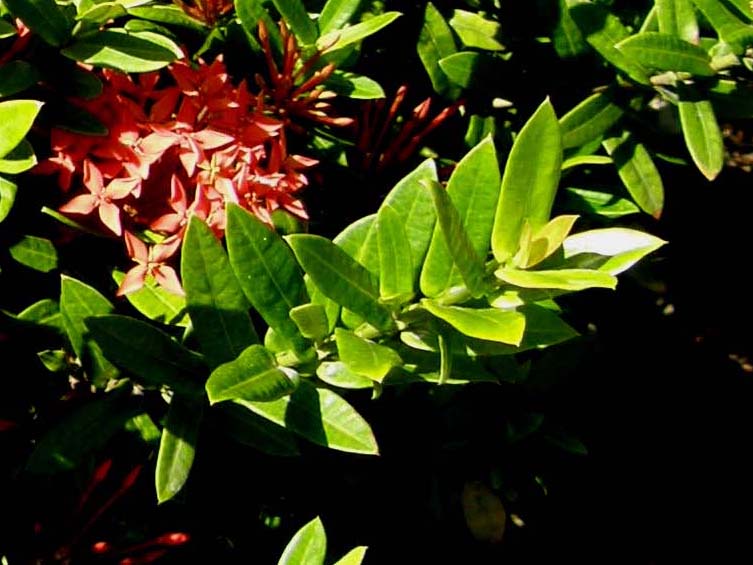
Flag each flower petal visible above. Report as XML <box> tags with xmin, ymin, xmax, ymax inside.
<box><xmin>83</xmin><ymin>160</ymin><xmax>104</xmax><ymax>194</ymax></box>
<box><xmin>153</xmin><ymin>265</ymin><xmax>184</xmax><ymax>296</ymax></box>
<box><xmin>116</xmin><ymin>264</ymin><xmax>149</xmax><ymax>296</ymax></box>
<box><xmin>99</xmin><ymin>201</ymin><xmax>122</xmax><ymax>235</ymax></box>
<box><xmin>124</xmin><ymin>231</ymin><xmax>148</xmax><ymax>263</ymax></box>
<box><xmin>59</xmin><ymin>194</ymin><xmax>98</xmax><ymax>215</ymax></box>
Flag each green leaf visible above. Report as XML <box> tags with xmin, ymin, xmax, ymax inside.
<box><xmin>0</xmin><ymin>61</ymin><xmax>40</xmax><ymax>98</ymax></box>
<box><xmin>206</xmin><ymin>345</ymin><xmax>297</xmax><ymax>404</ymax></box>
<box><xmin>678</xmin><ymin>90</ymin><xmax>724</xmax><ymax>180</ymax></box>
<box><xmin>0</xmin><ymin>100</ymin><xmax>43</xmax><ymax>159</ymax></box>
<box><xmin>219</xmin><ymin>403</ymin><xmax>300</xmax><ymax>456</ymax></box>
<box><xmin>76</xmin><ymin>1</ymin><xmax>127</xmax><ymax>27</ymax></box>
<box><xmin>17</xmin><ymin>298</ymin><xmax>63</xmax><ymax>332</ymax></box>
<box><xmin>691</xmin><ymin>0</ymin><xmax>753</xmax><ymax>53</ymax></box>
<box><xmin>495</xmin><ymin>268</ymin><xmax>617</xmax><ymax>291</ymax></box>
<box><xmin>278</xmin><ymin>516</ymin><xmax>327</xmax><ymax>565</ymax></box>
<box><xmin>62</xmin><ymin>29</ymin><xmax>183</xmax><ymax>73</ymax></box>
<box><xmin>514</xmin><ymin>305</ymin><xmax>579</xmax><ymax>351</ymax></box>
<box><xmin>0</xmin><ymin>140</ymin><xmax>36</xmax><ymax>174</ymax></box>
<box><xmin>237</xmin><ymin>381</ymin><xmax>379</xmax><ymax>455</ymax></box>
<box><xmin>726</xmin><ymin>0</ymin><xmax>753</xmax><ymax>20</ymax></box>
<box><xmin>316</xmin><ymin>361</ymin><xmax>373</xmax><ymax>389</ymax></box>
<box><xmin>287</xmin><ymin>234</ymin><xmax>394</xmax><ymax>331</ymax></box>
<box><xmin>335</xmin><ymin>214</ymin><xmax>379</xmax><ymax>275</ymax></box>
<box><xmin>235</xmin><ymin>0</ymin><xmax>282</xmax><ymax>54</ymax></box>
<box><xmin>54</xmin><ymin>102</ymin><xmax>108</xmax><ymax>136</ymax></box>
<box><xmin>417</xmin><ymin>2</ymin><xmax>459</xmax><ymax>96</ymax></box>
<box><xmin>563</xmin><ymin>188</ymin><xmax>640</xmax><ymax>218</ymax></box>
<box><xmin>553</xmin><ymin>0</ymin><xmax>589</xmax><ymax>58</ymax></box>
<box><xmin>562</xmin><ymin>227</ymin><xmax>667</xmax><ymax>274</ymax></box>
<box><xmin>26</xmin><ymin>389</ymin><xmax>139</xmax><ymax>474</ymax></box>
<box><xmin>0</xmin><ymin>176</ymin><xmax>17</xmax><ymax>223</ymax></box>
<box><xmin>377</xmin><ymin>205</ymin><xmax>414</xmax><ymax>302</ymax></box>
<box><xmin>318</xmin><ymin>0</ymin><xmax>362</xmax><ymax>35</ymax></box>
<box><xmin>305</xmin><ymin>276</ymin><xmax>339</xmax><ymax>334</ymax></box>
<box><xmin>602</xmin><ymin>133</ymin><xmax>664</xmax><ymax>218</ymax></box>
<box><xmin>656</xmin><ymin>0</ymin><xmax>699</xmax><ymax>42</ymax></box>
<box><xmin>3</xmin><ymin>0</ymin><xmax>71</xmax><ymax>46</ymax></box>
<box><xmin>570</xmin><ymin>3</ymin><xmax>650</xmax><ymax>84</ymax></box>
<box><xmin>516</xmin><ymin>215</ymin><xmax>579</xmax><ymax>268</ymax></box>
<box><xmin>422</xmin><ymin>301</ymin><xmax>526</xmax><ymax>345</ymax></box>
<box><xmin>125</xmin><ymin>412</ymin><xmax>161</xmax><ymax>444</ymax></box>
<box><xmin>272</xmin><ymin>0</ymin><xmax>318</xmax><ymax>45</ymax></box>
<box><xmin>333</xmin><ymin>546</ymin><xmax>368</xmax><ymax>565</ymax></box>
<box><xmin>182</xmin><ymin>217</ymin><xmax>258</xmax><ymax>368</ymax></box>
<box><xmin>325</xmin><ymin>71</ymin><xmax>384</xmax><ymax>99</ymax></box>
<box><xmin>318</xmin><ymin>12</ymin><xmax>401</xmax><ymax>51</ymax></box>
<box><xmin>85</xmin><ymin>315</ymin><xmax>206</xmax><ymax>397</ymax></box>
<box><xmin>289</xmin><ymin>304</ymin><xmax>329</xmax><ymax>341</ymax></box>
<box><xmin>421</xmin><ymin>180</ymin><xmax>486</xmax><ymax>298</ymax></box>
<box><xmin>438</xmin><ymin>52</ymin><xmax>498</xmax><ymax>89</ymax></box>
<box><xmin>0</xmin><ymin>19</ymin><xmax>17</xmax><ymax>38</ymax></box>
<box><xmin>226</xmin><ymin>204</ymin><xmax>309</xmax><ymax>354</ymax></box>
<box><xmin>335</xmin><ymin>328</ymin><xmax>402</xmax><ymax>382</ymax></box>
<box><xmin>615</xmin><ymin>32</ymin><xmax>714</xmax><ymax>76</ymax></box>
<box><xmin>561</xmin><ymin>155</ymin><xmax>613</xmax><ymax>170</ymax></box>
<box><xmin>449</xmin><ymin>9</ymin><xmax>504</xmax><ymax>50</ymax></box>
<box><xmin>493</xmin><ymin>98</ymin><xmax>563</xmax><ymax>263</ymax></box>
<box><xmin>9</xmin><ymin>235</ymin><xmax>57</xmax><ymax>272</ymax></box>
<box><xmin>60</xmin><ymin>275</ymin><xmax>113</xmax><ymax>359</ymax></box>
<box><xmin>128</xmin><ymin>5</ymin><xmax>207</xmax><ymax>31</ymax></box>
<box><xmin>559</xmin><ymin>91</ymin><xmax>624</xmax><ymax>149</ymax></box>
<box><xmin>709</xmin><ymin>78</ymin><xmax>753</xmax><ymax>118</ymax></box>
<box><xmin>156</xmin><ymin>397</ymin><xmax>201</xmax><ymax>503</ymax></box>
<box><xmin>112</xmin><ymin>270</ymin><xmax>187</xmax><ymax>326</ymax></box>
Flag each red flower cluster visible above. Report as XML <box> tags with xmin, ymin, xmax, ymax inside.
<box><xmin>37</xmin><ymin>57</ymin><xmax>317</xmax><ymax>296</ymax></box>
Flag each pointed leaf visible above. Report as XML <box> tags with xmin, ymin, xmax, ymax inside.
<box><xmin>287</xmin><ymin>234</ymin><xmax>394</xmax><ymax>331</ymax></box>
<box><xmin>559</xmin><ymin>91</ymin><xmax>624</xmax><ymax>149</ymax></box>
<box><xmin>496</xmin><ymin>268</ymin><xmax>617</xmax><ymax>291</ymax></box>
<box><xmin>0</xmin><ymin>100</ymin><xmax>43</xmax><ymax>159</ymax></box>
<box><xmin>290</xmin><ymin>304</ymin><xmax>329</xmax><ymax>341</ymax></box>
<box><xmin>272</xmin><ymin>0</ymin><xmax>318</xmax><ymax>45</ymax></box>
<box><xmin>493</xmin><ymin>99</ymin><xmax>563</xmax><ymax>263</ymax></box>
<box><xmin>615</xmin><ymin>32</ymin><xmax>714</xmax><ymax>76</ymax></box>
<box><xmin>17</xmin><ymin>298</ymin><xmax>63</xmax><ymax>332</ymax></box>
<box><xmin>0</xmin><ymin>61</ymin><xmax>40</xmax><ymax>98</ymax></box>
<box><xmin>226</xmin><ymin>204</ymin><xmax>309</xmax><ymax>354</ymax></box>
<box><xmin>318</xmin><ymin>12</ymin><xmax>401</xmax><ymax>51</ymax></box>
<box><xmin>377</xmin><ymin>205</ymin><xmax>414</xmax><ymax>301</ymax></box>
<box><xmin>3</xmin><ymin>0</ymin><xmax>71</xmax><ymax>46</ymax></box>
<box><xmin>656</xmin><ymin>0</ymin><xmax>699</xmax><ymax>43</ymax></box>
<box><xmin>562</xmin><ymin>228</ymin><xmax>667</xmax><ymax>274</ymax></box>
<box><xmin>76</xmin><ymin>2</ymin><xmax>128</xmax><ymax>27</ymax></box>
<box><xmin>0</xmin><ymin>176</ymin><xmax>17</xmax><ymax>223</ymax></box>
<box><xmin>726</xmin><ymin>0</ymin><xmax>753</xmax><ymax>20</ymax></box>
<box><xmin>319</xmin><ymin>0</ymin><xmax>363</xmax><ymax>35</ymax></box>
<box><xmin>422</xmin><ymin>300</ymin><xmax>525</xmax><ymax>345</ymax></box>
<box><xmin>112</xmin><ymin>270</ymin><xmax>187</xmax><ymax>326</ymax></box>
<box><xmin>333</xmin><ymin>546</ymin><xmax>368</xmax><ymax>565</ymax></box>
<box><xmin>335</xmin><ymin>328</ymin><xmax>402</xmax><ymax>382</ymax></box>
<box><xmin>278</xmin><ymin>516</ymin><xmax>326</xmax><ymax>565</ymax></box>
<box><xmin>9</xmin><ymin>235</ymin><xmax>56</xmax><ymax>273</ymax></box>
<box><xmin>156</xmin><ymin>397</ymin><xmax>201</xmax><ymax>503</ymax></box>
<box><xmin>237</xmin><ymin>381</ymin><xmax>379</xmax><ymax>454</ymax></box>
<box><xmin>417</xmin><ymin>2</ymin><xmax>459</xmax><ymax>96</ymax></box>
<box><xmin>678</xmin><ymin>90</ymin><xmax>724</xmax><ymax>180</ymax></box>
<box><xmin>449</xmin><ymin>9</ymin><xmax>504</xmax><ymax>50</ymax></box>
<box><xmin>603</xmin><ymin>133</ymin><xmax>664</xmax><ymax>218</ymax></box>
<box><xmin>517</xmin><ymin>215</ymin><xmax>579</xmax><ymax>268</ymax></box>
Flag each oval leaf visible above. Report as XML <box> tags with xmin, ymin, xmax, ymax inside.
<box><xmin>9</xmin><ymin>234</ymin><xmax>56</xmax><ymax>272</ymax></box>
<box><xmin>0</xmin><ymin>140</ymin><xmax>37</xmax><ymax>174</ymax></box>
<box><xmin>127</xmin><ymin>5</ymin><xmax>207</xmax><ymax>31</ymax></box>
<box><xmin>417</xmin><ymin>2</ymin><xmax>459</xmax><ymax>96</ymax></box>
<box><xmin>272</xmin><ymin>0</ymin><xmax>318</xmax><ymax>45</ymax></box>
<box><xmin>615</xmin><ymin>32</ymin><xmax>714</xmax><ymax>76</ymax></box>
<box><xmin>325</xmin><ymin>71</ymin><xmax>385</xmax><ymax>99</ymax></box>
<box><xmin>562</xmin><ymin>227</ymin><xmax>667</xmax><ymax>274</ymax></box>
<box><xmin>678</xmin><ymin>92</ymin><xmax>724</xmax><ymax>180</ymax></box>
<box><xmin>449</xmin><ymin>9</ymin><xmax>505</xmax><ymax>50</ymax></box>
<box><xmin>316</xmin><ymin>361</ymin><xmax>373</xmax><ymax>390</ymax></box>
<box><xmin>0</xmin><ymin>61</ymin><xmax>40</xmax><ymax>98</ymax></box>
<box><xmin>319</xmin><ymin>0</ymin><xmax>362</xmax><ymax>35</ymax></box>
<box><xmin>0</xmin><ymin>100</ymin><xmax>43</xmax><ymax>159</ymax></box>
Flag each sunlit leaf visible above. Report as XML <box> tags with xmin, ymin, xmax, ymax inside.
<box><xmin>156</xmin><ymin>397</ymin><xmax>201</xmax><ymax>503</ymax></box>
<box><xmin>278</xmin><ymin>516</ymin><xmax>326</xmax><ymax>565</ymax></box>
<box><xmin>0</xmin><ymin>100</ymin><xmax>43</xmax><ymax>159</ymax></box>
<box><xmin>603</xmin><ymin>133</ymin><xmax>664</xmax><ymax>218</ymax></box>
<box><xmin>422</xmin><ymin>300</ymin><xmax>525</xmax><ymax>345</ymax></box>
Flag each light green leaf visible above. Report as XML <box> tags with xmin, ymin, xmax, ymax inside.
<box><xmin>182</xmin><ymin>217</ymin><xmax>258</xmax><ymax>368</ymax></box>
<box><xmin>3</xmin><ymin>0</ymin><xmax>71</xmax><ymax>46</ymax></box>
<box><xmin>615</xmin><ymin>32</ymin><xmax>714</xmax><ymax>76</ymax></box>
<box><xmin>17</xmin><ymin>298</ymin><xmax>64</xmax><ymax>332</ymax></box>
<box><xmin>422</xmin><ymin>301</ymin><xmax>526</xmax><ymax>345</ymax></box>
<box><xmin>726</xmin><ymin>0</ymin><xmax>753</xmax><ymax>21</ymax></box>
<box><xmin>316</xmin><ymin>361</ymin><xmax>373</xmax><ymax>389</ymax></box>
<box><xmin>290</xmin><ymin>304</ymin><xmax>329</xmax><ymax>341</ymax></box>
<box><xmin>691</xmin><ymin>0</ymin><xmax>753</xmax><ymax>53</ymax></box>
<box><xmin>333</xmin><ymin>546</ymin><xmax>368</xmax><ymax>565</ymax></box>
<box><xmin>278</xmin><ymin>516</ymin><xmax>327</xmax><ymax>565</ymax></box>
<box><xmin>603</xmin><ymin>133</ymin><xmax>664</xmax><ymax>218</ymax></box>
<box><xmin>0</xmin><ymin>61</ymin><xmax>40</xmax><ymax>98</ymax></box>
<box><xmin>287</xmin><ymin>234</ymin><xmax>394</xmax><ymax>331</ymax></box>
<box><xmin>318</xmin><ymin>12</ymin><xmax>401</xmax><ymax>51</ymax></box>
<box><xmin>439</xmin><ymin>52</ymin><xmax>498</xmax><ymax>88</ymax></box>
<box><xmin>516</xmin><ymin>215</ymin><xmax>579</xmax><ymax>268</ymax></box>
<box><xmin>219</xmin><ymin>403</ymin><xmax>300</xmax><ymax>456</ymax></box>
<box><xmin>493</xmin><ymin>98</ymin><xmax>563</xmax><ymax>263</ymax></box>
<box><xmin>0</xmin><ymin>100</ymin><xmax>43</xmax><ymax>159</ymax></box>
<box><xmin>377</xmin><ymin>204</ymin><xmax>414</xmax><ymax>302</ymax></box>
<box><xmin>62</xmin><ymin>29</ymin><xmax>183</xmax><ymax>73</ymax></box>
<box><xmin>112</xmin><ymin>270</ymin><xmax>188</xmax><ymax>326</ymax></box>
<box><xmin>562</xmin><ymin>227</ymin><xmax>667</xmax><ymax>274</ymax></box>
<box><xmin>206</xmin><ymin>345</ymin><xmax>297</xmax><ymax>404</ymax></box>
<box><xmin>335</xmin><ymin>328</ymin><xmax>402</xmax><ymax>382</ymax></box>
<box><xmin>678</xmin><ymin>90</ymin><xmax>724</xmax><ymax>180</ymax></box>
<box><xmin>553</xmin><ymin>0</ymin><xmax>588</xmax><ymax>58</ymax></box>
<box><xmin>495</xmin><ymin>268</ymin><xmax>617</xmax><ymax>291</ymax></box>
<box><xmin>272</xmin><ymin>0</ymin><xmax>318</xmax><ymax>45</ymax></box>
<box><xmin>325</xmin><ymin>71</ymin><xmax>384</xmax><ymax>99</ymax></box>
<box><xmin>156</xmin><ymin>397</ymin><xmax>201</xmax><ymax>503</ymax></box>
<box><xmin>561</xmin><ymin>155</ymin><xmax>613</xmax><ymax>170</ymax></box>
<box><xmin>76</xmin><ymin>2</ymin><xmax>128</xmax><ymax>27</ymax></box>
<box><xmin>9</xmin><ymin>235</ymin><xmax>57</xmax><ymax>272</ymax></box>
<box><xmin>305</xmin><ymin>276</ymin><xmax>339</xmax><ymax>334</ymax></box>
<box><xmin>127</xmin><ymin>5</ymin><xmax>207</xmax><ymax>31</ymax></box>
<box><xmin>417</xmin><ymin>2</ymin><xmax>459</xmax><ymax>96</ymax></box>
<box><xmin>226</xmin><ymin>204</ymin><xmax>309</xmax><ymax>354</ymax></box>
<box><xmin>0</xmin><ymin>177</ymin><xmax>17</xmax><ymax>223</ymax></box>
<box><xmin>0</xmin><ymin>140</ymin><xmax>36</xmax><ymax>174</ymax></box>
<box><xmin>560</xmin><ymin>91</ymin><xmax>624</xmax><ymax>149</ymax></box>
<box><xmin>319</xmin><ymin>0</ymin><xmax>362</xmax><ymax>35</ymax></box>
<box><xmin>563</xmin><ymin>188</ymin><xmax>640</xmax><ymax>218</ymax></box>
<box><xmin>238</xmin><ymin>381</ymin><xmax>379</xmax><ymax>455</ymax></box>
<box><xmin>335</xmin><ymin>214</ymin><xmax>379</xmax><ymax>275</ymax></box>
<box><xmin>450</xmin><ymin>9</ymin><xmax>504</xmax><ymax>50</ymax></box>
<box><xmin>656</xmin><ymin>0</ymin><xmax>699</xmax><ymax>43</ymax></box>
<box><xmin>85</xmin><ymin>315</ymin><xmax>206</xmax><ymax>397</ymax></box>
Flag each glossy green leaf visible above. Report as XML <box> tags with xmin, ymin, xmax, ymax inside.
<box><xmin>563</xmin><ymin>188</ymin><xmax>640</xmax><ymax>218</ymax></box>
<box><xmin>287</xmin><ymin>234</ymin><xmax>394</xmax><ymax>331</ymax></box>
<box><xmin>562</xmin><ymin>228</ymin><xmax>667</xmax><ymax>274</ymax></box>
<box><xmin>9</xmin><ymin>235</ymin><xmax>57</xmax><ymax>272</ymax></box>
<box><xmin>272</xmin><ymin>0</ymin><xmax>318</xmax><ymax>45</ymax></box>
<box><xmin>305</xmin><ymin>276</ymin><xmax>339</xmax><ymax>334</ymax></box>
<box><xmin>290</xmin><ymin>304</ymin><xmax>329</xmax><ymax>341</ymax></box>
<box><xmin>3</xmin><ymin>0</ymin><xmax>71</xmax><ymax>46</ymax></box>
<box><xmin>335</xmin><ymin>214</ymin><xmax>379</xmax><ymax>275</ymax></box>
<box><xmin>182</xmin><ymin>217</ymin><xmax>258</xmax><ymax>368</ymax></box>
<box><xmin>569</xmin><ymin>3</ymin><xmax>650</xmax><ymax>84</ymax></box>
<box><xmin>319</xmin><ymin>0</ymin><xmax>362</xmax><ymax>35</ymax></box>
<box><xmin>561</xmin><ymin>155</ymin><xmax>613</xmax><ymax>170</ymax></box>
<box><xmin>439</xmin><ymin>52</ymin><xmax>498</xmax><ymax>88</ymax></box>
<box><xmin>377</xmin><ymin>205</ymin><xmax>414</xmax><ymax>302</ymax></box>
<box><xmin>421</xmin><ymin>180</ymin><xmax>486</xmax><ymax>298</ymax></box>
<box><xmin>691</xmin><ymin>0</ymin><xmax>753</xmax><ymax>53</ymax></box>
<box><xmin>219</xmin><ymin>403</ymin><xmax>300</xmax><ymax>456</ymax></box>
<box><xmin>0</xmin><ymin>140</ymin><xmax>36</xmax><ymax>174</ymax></box>
<box><xmin>335</xmin><ymin>328</ymin><xmax>402</xmax><ymax>382</ymax></box>
<box><xmin>553</xmin><ymin>0</ymin><xmax>588</xmax><ymax>58</ymax></box>
<box><xmin>678</xmin><ymin>91</ymin><xmax>724</xmax><ymax>180</ymax></box>
<box><xmin>235</xmin><ymin>0</ymin><xmax>282</xmax><ymax>53</ymax></box>
<box><xmin>316</xmin><ymin>361</ymin><xmax>373</xmax><ymax>389</ymax></box>
<box><xmin>603</xmin><ymin>133</ymin><xmax>664</xmax><ymax>218</ymax></box>
<box><xmin>318</xmin><ymin>12</ymin><xmax>401</xmax><ymax>51</ymax></box>
<box><xmin>226</xmin><ymin>204</ymin><xmax>309</xmax><ymax>354</ymax></box>
<box><xmin>156</xmin><ymin>397</ymin><xmax>201</xmax><ymax>503</ymax></box>
<box><xmin>493</xmin><ymin>99</ymin><xmax>563</xmax><ymax>263</ymax></box>
<box><xmin>237</xmin><ymin>381</ymin><xmax>379</xmax><ymax>455</ymax></box>
<box><xmin>495</xmin><ymin>268</ymin><xmax>617</xmax><ymax>291</ymax></box>
<box><xmin>422</xmin><ymin>301</ymin><xmax>526</xmax><ymax>345</ymax></box>
<box><xmin>206</xmin><ymin>345</ymin><xmax>297</xmax><ymax>404</ymax></box>
<box><xmin>0</xmin><ymin>61</ymin><xmax>40</xmax><ymax>98</ymax></box>
<box><xmin>0</xmin><ymin>176</ymin><xmax>17</xmax><ymax>223</ymax></box>
<box><xmin>76</xmin><ymin>2</ymin><xmax>127</xmax><ymax>27</ymax></box>
<box><xmin>615</xmin><ymin>32</ymin><xmax>714</xmax><ymax>76</ymax></box>
<box><xmin>656</xmin><ymin>0</ymin><xmax>699</xmax><ymax>42</ymax></box>
<box><xmin>278</xmin><ymin>516</ymin><xmax>326</xmax><ymax>565</ymax></box>
<box><xmin>333</xmin><ymin>546</ymin><xmax>368</xmax><ymax>565</ymax></box>
<box><xmin>62</xmin><ymin>29</ymin><xmax>183</xmax><ymax>73</ymax></box>
<box><xmin>449</xmin><ymin>9</ymin><xmax>504</xmax><ymax>50</ymax></box>
<box><xmin>560</xmin><ymin>91</ymin><xmax>624</xmax><ymax>149</ymax></box>
<box><xmin>325</xmin><ymin>71</ymin><xmax>384</xmax><ymax>99</ymax></box>
<box><xmin>112</xmin><ymin>270</ymin><xmax>188</xmax><ymax>326</ymax></box>
<box><xmin>0</xmin><ymin>100</ymin><xmax>43</xmax><ymax>159</ymax></box>
<box><xmin>128</xmin><ymin>5</ymin><xmax>207</xmax><ymax>31</ymax></box>
<box><xmin>516</xmin><ymin>215</ymin><xmax>579</xmax><ymax>268</ymax></box>
<box><xmin>417</xmin><ymin>2</ymin><xmax>459</xmax><ymax>96</ymax></box>
<box><xmin>86</xmin><ymin>315</ymin><xmax>205</xmax><ymax>397</ymax></box>
<box><xmin>26</xmin><ymin>389</ymin><xmax>139</xmax><ymax>474</ymax></box>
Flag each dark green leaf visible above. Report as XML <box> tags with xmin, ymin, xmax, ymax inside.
<box><xmin>17</xmin><ymin>298</ymin><xmax>63</xmax><ymax>332</ymax></box>
<box><xmin>422</xmin><ymin>300</ymin><xmax>526</xmax><ymax>345</ymax></box>
<box><xmin>60</xmin><ymin>275</ymin><xmax>112</xmax><ymax>359</ymax></box>
<box><xmin>553</xmin><ymin>0</ymin><xmax>588</xmax><ymax>58</ymax></box>
<box><xmin>0</xmin><ymin>100</ymin><xmax>43</xmax><ymax>159</ymax></box>
<box><xmin>678</xmin><ymin>89</ymin><xmax>724</xmax><ymax>180</ymax></box>
<box><xmin>615</xmin><ymin>32</ymin><xmax>714</xmax><ymax>76</ymax></box>
<box><xmin>377</xmin><ymin>204</ymin><xmax>414</xmax><ymax>302</ymax></box>
<box><xmin>9</xmin><ymin>235</ymin><xmax>57</xmax><ymax>272</ymax></box>
<box><xmin>37</xmin><ymin>349</ymin><xmax>70</xmax><ymax>373</ymax></box>
<box><xmin>325</xmin><ymin>71</ymin><xmax>384</xmax><ymax>99</ymax></box>
<box><xmin>318</xmin><ymin>12</ymin><xmax>401</xmax><ymax>51</ymax></box>
<box><xmin>318</xmin><ymin>0</ymin><xmax>362</xmax><ymax>35</ymax></box>
<box><xmin>3</xmin><ymin>0</ymin><xmax>71</xmax><ymax>46</ymax></box>
<box><xmin>0</xmin><ymin>140</ymin><xmax>37</xmax><ymax>174</ymax></box>
<box><xmin>128</xmin><ymin>5</ymin><xmax>207</xmax><ymax>31</ymax></box>
<box><xmin>0</xmin><ymin>61</ymin><xmax>40</xmax><ymax>98</ymax></box>
<box><xmin>656</xmin><ymin>0</ymin><xmax>699</xmax><ymax>42</ymax></box>
<box><xmin>439</xmin><ymin>52</ymin><xmax>498</xmax><ymax>89</ymax></box>
<box><xmin>220</xmin><ymin>403</ymin><xmax>300</xmax><ymax>456</ymax></box>
<box><xmin>125</xmin><ymin>413</ymin><xmax>161</xmax><ymax>444</ymax></box>
<box><xmin>272</xmin><ymin>0</ymin><xmax>318</xmax><ymax>45</ymax></box>
<box><xmin>0</xmin><ymin>19</ymin><xmax>17</xmax><ymax>38</ymax></box>
<box><xmin>335</xmin><ymin>328</ymin><xmax>402</xmax><ymax>382</ymax></box>
<box><xmin>0</xmin><ymin>176</ymin><xmax>17</xmax><ymax>223</ymax></box>
<box><xmin>449</xmin><ymin>9</ymin><xmax>504</xmax><ymax>50</ymax></box>
<box><xmin>278</xmin><ymin>516</ymin><xmax>327</xmax><ymax>565</ymax></box>
<box><xmin>112</xmin><ymin>270</ymin><xmax>188</xmax><ymax>326</ymax></box>
<box><xmin>603</xmin><ymin>133</ymin><xmax>664</xmax><ymax>218</ymax></box>
<box><xmin>156</xmin><ymin>397</ymin><xmax>202</xmax><ymax>503</ymax></box>
<box><xmin>559</xmin><ymin>91</ymin><xmax>624</xmax><ymax>149</ymax></box>
<box><xmin>417</xmin><ymin>2</ymin><xmax>459</xmax><ymax>96</ymax></box>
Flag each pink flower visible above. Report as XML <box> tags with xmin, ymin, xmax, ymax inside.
<box><xmin>117</xmin><ymin>232</ymin><xmax>184</xmax><ymax>296</ymax></box>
